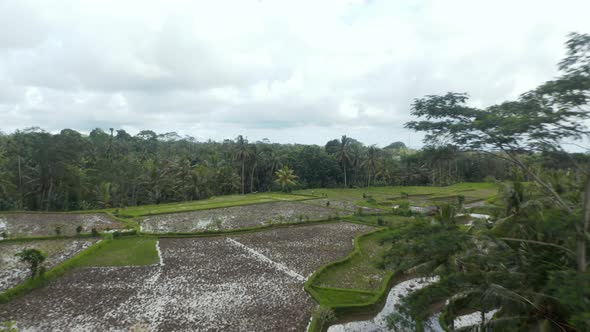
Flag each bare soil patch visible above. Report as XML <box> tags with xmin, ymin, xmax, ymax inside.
<box><xmin>0</xmin><ymin>238</ymin><xmax>99</xmax><ymax>292</ymax></box>
<box><xmin>0</xmin><ymin>212</ymin><xmax>123</xmax><ymax>238</ymax></box>
<box><xmin>141</xmin><ymin>201</ymin><xmax>348</xmax><ymax>233</ymax></box>
<box><xmin>0</xmin><ymin>222</ymin><xmax>372</xmax><ymax>331</ymax></box>
<box><xmin>233</xmin><ymin>222</ymin><xmax>374</xmax><ymax>277</ymax></box>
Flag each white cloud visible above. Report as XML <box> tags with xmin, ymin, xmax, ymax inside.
<box><xmin>0</xmin><ymin>0</ymin><xmax>589</xmax><ymax>146</ymax></box>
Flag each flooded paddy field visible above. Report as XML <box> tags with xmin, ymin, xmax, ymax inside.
<box><xmin>0</xmin><ymin>212</ymin><xmax>123</xmax><ymax>238</ymax></box>
<box><xmin>0</xmin><ymin>238</ymin><xmax>100</xmax><ymax>292</ymax></box>
<box><xmin>140</xmin><ymin>201</ymin><xmax>350</xmax><ymax>233</ymax></box>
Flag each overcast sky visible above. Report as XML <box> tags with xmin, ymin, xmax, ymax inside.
<box><xmin>1</xmin><ymin>0</ymin><xmax>589</xmax><ymax>147</ymax></box>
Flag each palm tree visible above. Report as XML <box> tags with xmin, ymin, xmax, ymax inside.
<box><xmin>274</xmin><ymin>166</ymin><xmax>298</xmax><ymax>192</ymax></box>
<box><xmin>0</xmin><ymin>151</ymin><xmax>15</xmax><ymax>201</ymax></box>
<box><xmin>362</xmin><ymin>145</ymin><xmax>379</xmax><ymax>187</ymax></box>
<box><xmin>348</xmin><ymin>144</ymin><xmax>362</xmax><ymax>186</ymax></box>
<box><xmin>97</xmin><ymin>182</ymin><xmax>112</xmax><ymax>208</ymax></box>
<box><xmin>266</xmin><ymin>149</ymin><xmax>283</xmax><ymax>180</ymax></box>
<box><xmin>249</xmin><ymin>145</ymin><xmax>263</xmax><ymax>193</ymax></box>
<box><xmin>233</xmin><ymin>135</ymin><xmax>250</xmax><ymax>194</ymax></box>
<box><xmin>336</xmin><ymin>135</ymin><xmax>350</xmax><ymax>188</ymax></box>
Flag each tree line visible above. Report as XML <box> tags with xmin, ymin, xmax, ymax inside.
<box><xmin>0</xmin><ymin>126</ymin><xmax>528</xmax><ymax>211</ymax></box>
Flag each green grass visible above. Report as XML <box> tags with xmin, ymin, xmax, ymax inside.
<box><xmin>304</xmin><ymin>228</ymin><xmax>403</xmax><ymax>331</ymax></box>
<box><xmin>311</xmin><ymin>229</ymin><xmax>393</xmax><ymax>292</ymax></box>
<box><xmin>75</xmin><ymin>237</ymin><xmax>159</xmax><ymax>267</ymax></box>
<box><xmin>113</xmin><ymin>192</ymin><xmax>311</xmax><ymax>217</ymax></box>
<box><xmin>309</xmin><ymin>287</ymin><xmax>376</xmax><ymax>305</ymax></box>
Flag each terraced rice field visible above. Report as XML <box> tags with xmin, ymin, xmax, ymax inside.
<box><xmin>302</xmin><ymin>199</ymin><xmax>382</xmax><ymax>214</ymax></box>
<box><xmin>0</xmin><ymin>222</ymin><xmax>373</xmax><ymax>331</ymax></box>
<box><xmin>140</xmin><ymin>201</ymin><xmax>348</xmax><ymax>233</ymax></box>
<box><xmin>0</xmin><ymin>238</ymin><xmax>100</xmax><ymax>292</ymax></box>
<box><xmin>0</xmin><ymin>212</ymin><xmax>124</xmax><ymax>238</ymax></box>
<box><xmin>115</xmin><ymin>192</ymin><xmax>311</xmax><ymax>218</ymax></box>
<box><xmin>296</xmin><ymin>183</ymin><xmax>498</xmax><ymax>208</ymax></box>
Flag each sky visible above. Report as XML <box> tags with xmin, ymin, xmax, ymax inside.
<box><xmin>1</xmin><ymin>0</ymin><xmax>590</xmax><ymax>148</ymax></box>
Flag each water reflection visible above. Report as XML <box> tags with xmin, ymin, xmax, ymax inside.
<box><xmin>327</xmin><ymin>277</ymin><xmax>442</xmax><ymax>332</ymax></box>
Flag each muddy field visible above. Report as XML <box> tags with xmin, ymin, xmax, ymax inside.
<box><xmin>0</xmin><ymin>213</ymin><xmax>124</xmax><ymax>238</ymax></box>
<box><xmin>0</xmin><ymin>238</ymin><xmax>99</xmax><ymax>292</ymax></box>
<box><xmin>141</xmin><ymin>201</ymin><xmax>350</xmax><ymax>233</ymax></box>
<box><xmin>233</xmin><ymin>222</ymin><xmax>372</xmax><ymax>278</ymax></box>
<box><xmin>302</xmin><ymin>199</ymin><xmax>382</xmax><ymax>214</ymax></box>
<box><xmin>0</xmin><ymin>222</ymin><xmax>372</xmax><ymax>331</ymax></box>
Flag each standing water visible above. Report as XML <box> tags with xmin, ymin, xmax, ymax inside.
<box><xmin>327</xmin><ymin>277</ymin><xmax>443</xmax><ymax>332</ymax></box>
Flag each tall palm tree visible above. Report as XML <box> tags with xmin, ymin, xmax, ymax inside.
<box><xmin>266</xmin><ymin>149</ymin><xmax>282</xmax><ymax>176</ymax></box>
<box><xmin>348</xmin><ymin>144</ymin><xmax>362</xmax><ymax>186</ymax></box>
<box><xmin>336</xmin><ymin>135</ymin><xmax>350</xmax><ymax>188</ymax></box>
<box><xmin>362</xmin><ymin>145</ymin><xmax>379</xmax><ymax>187</ymax></box>
<box><xmin>274</xmin><ymin>166</ymin><xmax>298</xmax><ymax>192</ymax></box>
<box><xmin>249</xmin><ymin>145</ymin><xmax>264</xmax><ymax>193</ymax></box>
<box><xmin>233</xmin><ymin>135</ymin><xmax>250</xmax><ymax>194</ymax></box>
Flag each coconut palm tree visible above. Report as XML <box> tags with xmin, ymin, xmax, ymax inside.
<box><xmin>233</xmin><ymin>135</ymin><xmax>250</xmax><ymax>194</ymax></box>
<box><xmin>362</xmin><ymin>145</ymin><xmax>380</xmax><ymax>187</ymax></box>
<box><xmin>274</xmin><ymin>166</ymin><xmax>298</xmax><ymax>192</ymax></box>
<box><xmin>248</xmin><ymin>145</ymin><xmax>263</xmax><ymax>193</ymax></box>
<box><xmin>336</xmin><ymin>135</ymin><xmax>350</xmax><ymax>188</ymax></box>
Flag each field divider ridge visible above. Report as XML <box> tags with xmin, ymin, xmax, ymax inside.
<box><xmin>226</xmin><ymin>237</ymin><xmax>305</xmax><ymax>282</ymax></box>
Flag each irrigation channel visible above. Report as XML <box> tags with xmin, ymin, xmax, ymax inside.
<box><xmin>326</xmin><ymin>275</ymin><xmax>497</xmax><ymax>332</ymax></box>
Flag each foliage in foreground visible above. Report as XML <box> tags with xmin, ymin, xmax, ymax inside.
<box><xmin>380</xmin><ymin>182</ymin><xmax>588</xmax><ymax>331</ymax></box>
<box><xmin>391</xmin><ymin>32</ymin><xmax>590</xmax><ymax>331</ymax></box>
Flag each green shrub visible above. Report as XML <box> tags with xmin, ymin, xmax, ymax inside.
<box><xmin>15</xmin><ymin>248</ymin><xmax>46</xmax><ymax>279</ymax></box>
<box><xmin>91</xmin><ymin>228</ymin><xmax>99</xmax><ymax>236</ymax></box>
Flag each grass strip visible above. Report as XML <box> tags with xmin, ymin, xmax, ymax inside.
<box><xmin>75</xmin><ymin>237</ymin><xmax>158</xmax><ymax>267</ymax></box>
